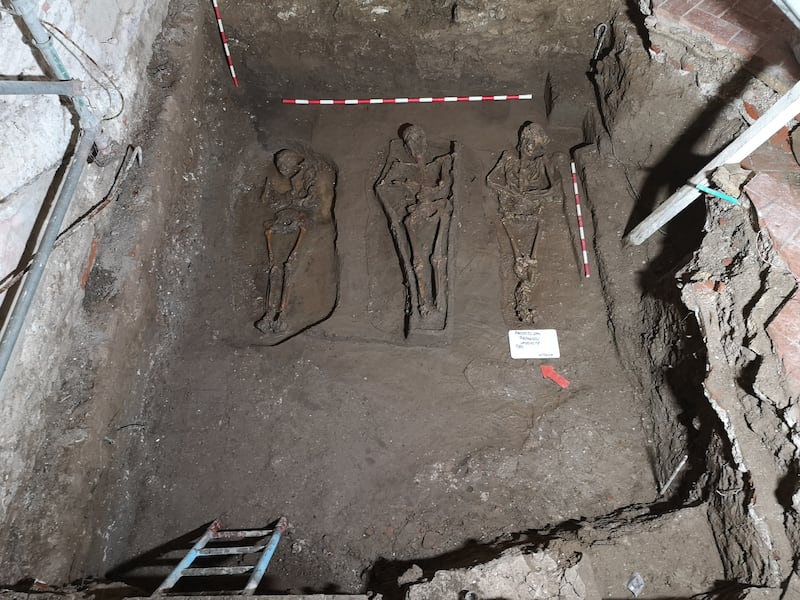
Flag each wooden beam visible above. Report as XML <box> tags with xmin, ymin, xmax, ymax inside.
<box><xmin>626</xmin><ymin>79</ymin><xmax>800</xmax><ymax>246</ymax></box>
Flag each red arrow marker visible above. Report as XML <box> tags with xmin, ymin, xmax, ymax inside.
<box><xmin>540</xmin><ymin>365</ymin><xmax>570</xmax><ymax>389</ymax></box>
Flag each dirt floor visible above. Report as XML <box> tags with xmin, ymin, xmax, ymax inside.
<box><xmin>74</xmin><ymin>4</ymin><xmax>670</xmax><ymax>594</ymax></box>
<box><xmin>0</xmin><ymin>2</ymin><xmax>735</xmax><ymax>597</ymax></box>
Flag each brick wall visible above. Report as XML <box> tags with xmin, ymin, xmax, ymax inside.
<box><xmin>650</xmin><ymin>0</ymin><xmax>799</xmax><ymax>91</ymax></box>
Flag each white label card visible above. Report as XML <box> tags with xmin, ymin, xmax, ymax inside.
<box><xmin>508</xmin><ymin>329</ymin><xmax>560</xmax><ymax>359</ymax></box>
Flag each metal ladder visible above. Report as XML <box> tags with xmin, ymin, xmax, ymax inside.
<box><xmin>153</xmin><ymin>517</ymin><xmax>288</xmax><ymax>596</ymax></box>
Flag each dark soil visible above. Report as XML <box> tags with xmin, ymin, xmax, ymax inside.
<box><xmin>1</xmin><ymin>1</ymin><xmax>731</xmax><ymax>596</ymax></box>
<box><xmin>85</xmin><ymin>2</ymin><xmax>666</xmax><ymax>594</ymax></box>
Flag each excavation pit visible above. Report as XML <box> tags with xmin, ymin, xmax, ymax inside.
<box><xmin>92</xmin><ymin>4</ymin><xmax>712</xmax><ymax>594</ymax></box>
<box><xmin>4</xmin><ymin>1</ymin><xmax>796</xmax><ymax>598</ymax></box>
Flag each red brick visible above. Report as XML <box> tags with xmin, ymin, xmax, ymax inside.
<box><xmin>693</xmin><ymin>280</ymin><xmax>717</xmax><ymax>294</ymax></box>
<box><xmin>758</xmin><ymin>5</ymin><xmax>799</xmax><ymax>37</ymax></box>
<box><xmin>80</xmin><ymin>238</ymin><xmax>98</xmax><ymax>289</ymax></box>
<box><xmin>752</xmin><ymin>42</ymin><xmax>798</xmax><ymax>79</ymax></box>
<box><xmin>770</xmin><ymin>127</ymin><xmax>792</xmax><ymax>152</ymax></box>
<box><xmin>744</xmin><ymin>189</ymin><xmax>770</xmax><ymax>215</ymax></box>
<box><xmin>776</xmin><ymin>241</ymin><xmax>800</xmax><ymax>279</ymax></box>
<box><xmin>698</xmin><ymin>0</ymin><xmax>731</xmax><ymax>17</ymax></box>
<box><xmin>769</xmin><ymin>300</ymin><xmax>800</xmax><ymax>346</ymax></box>
<box><xmin>730</xmin><ymin>30</ymin><xmax>764</xmax><ymax>56</ymax></box>
<box><xmin>732</xmin><ymin>0</ymin><xmax>772</xmax><ymax>20</ymax></box>
<box><xmin>682</xmin><ymin>8</ymin><xmax>742</xmax><ymax>43</ymax></box>
<box><xmin>775</xmin><ymin>58</ymin><xmax>800</xmax><ymax>83</ymax></box>
<box><xmin>746</xmin><ymin>173</ymin><xmax>789</xmax><ymax>210</ymax></box>
<box><xmin>748</xmin><ymin>174</ymin><xmax>800</xmax><ymax>215</ymax></box>
<box><xmin>660</xmin><ymin>0</ymin><xmax>697</xmax><ymax>18</ymax></box>
<box><xmin>785</xmin><ymin>348</ymin><xmax>800</xmax><ymax>367</ymax></box>
<box><xmin>743</xmin><ymin>144</ymin><xmax>800</xmax><ymax>174</ymax></box>
<box><xmin>751</xmin><ymin>202</ymin><xmax>780</xmax><ymax>224</ymax></box>
<box><xmin>743</xmin><ymin>101</ymin><xmax>760</xmax><ymax>120</ymax></box>
<box><xmin>764</xmin><ymin>206</ymin><xmax>800</xmax><ymax>246</ymax></box>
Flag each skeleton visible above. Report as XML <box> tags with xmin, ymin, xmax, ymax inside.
<box><xmin>375</xmin><ymin>125</ymin><xmax>455</xmax><ymax>331</ymax></box>
<box><xmin>487</xmin><ymin>122</ymin><xmax>565</xmax><ymax>323</ymax></box>
<box><xmin>256</xmin><ymin>149</ymin><xmax>321</xmax><ymax>335</ymax></box>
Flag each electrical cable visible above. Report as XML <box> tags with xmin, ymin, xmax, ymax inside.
<box><xmin>42</xmin><ymin>21</ymin><xmax>125</xmax><ymax>120</ymax></box>
<box><xmin>0</xmin><ymin>5</ymin><xmax>126</xmax><ymax>120</ymax></box>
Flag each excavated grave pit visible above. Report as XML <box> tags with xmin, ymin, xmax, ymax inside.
<box><xmin>13</xmin><ymin>2</ymin><xmax>744</xmax><ymax>597</ymax></box>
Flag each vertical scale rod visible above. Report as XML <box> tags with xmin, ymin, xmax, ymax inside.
<box><xmin>211</xmin><ymin>0</ymin><xmax>239</xmax><ymax>87</ymax></box>
<box><xmin>570</xmin><ymin>161</ymin><xmax>590</xmax><ymax>278</ymax></box>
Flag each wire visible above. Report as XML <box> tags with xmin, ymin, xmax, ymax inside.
<box><xmin>1</xmin><ymin>5</ymin><xmax>126</xmax><ymax>120</ymax></box>
<box><xmin>41</xmin><ymin>20</ymin><xmax>126</xmax><ymax>121</ymax></box>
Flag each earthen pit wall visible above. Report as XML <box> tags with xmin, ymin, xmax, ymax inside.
<box><xmin>593</xmin><ymin>9</ymin><xmax>800</xmax><ymax>589</ymax></box>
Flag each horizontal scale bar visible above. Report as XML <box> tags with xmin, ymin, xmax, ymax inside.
<box><xmin>283</xmin><ymin>93</ymin><xmax>533</xmax><ymax>105</ymax></box>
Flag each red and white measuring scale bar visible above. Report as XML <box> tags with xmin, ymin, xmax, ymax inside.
<box><xmin>282</xmin><ymin>93</ymin><xmax>533</xmax><ymax>105</ymax></box>
<box><xmin>211</xmin><ymin>0</ymin><xmax>239</xmax><ymax>87</ymax></box>
<box><xmin>571</xmin><ymin>161</ymin><xmax>591</xmax><ymax>278</ymax></box>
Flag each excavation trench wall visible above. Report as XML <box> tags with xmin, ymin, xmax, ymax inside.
<box><xmin>585</xmin><ymin>14</ymin><xmax>800</xmax><ymax>592</ymax></box>
<box><xmin>0</xmin><ymin>0</ymin><xmax>172</xmax><ymax>581</ymax></box>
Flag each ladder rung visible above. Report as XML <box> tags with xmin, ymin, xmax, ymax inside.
<box><xmin>181</xmin><ymin>566</ymin><xmax>254</xmax><ymax>576</ymax></box>
<box><xmin>197</xmin><ymin>544</ymin><xmax>266</xmax><ymax>556</ymax></box>
<box><xmin>211</xmin><ymin>529</ymin><xmax>272</xmax><ymax>540</ymax></box>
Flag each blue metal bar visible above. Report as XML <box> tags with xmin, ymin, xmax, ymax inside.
<box><xmin>154</xmin><ymin>520</ymin><xmax>221</xmax><ymax>594</ymax></box>
<box><xmin>0</xmin><ymin>80</ymin><xmax>81</xmax><ymax>96</ymax></box>
<box><xmin>0</xmin><ymin>126</ymin><xmax>97</xmax><ymax>383</ymax></box>
<box><xmin>242</xmin><ymin>517</ymin><xmax>287</xmax><ymax>595</ymax></box>
<box><xmin>696</xmin><ymin>184</ymin><xmax>740</xmax><ymax>205</ymax></box>
<box><xmin>0</xmin><ymin>0</ymin><xmax>105</xmax><ymax>389</ymax></box>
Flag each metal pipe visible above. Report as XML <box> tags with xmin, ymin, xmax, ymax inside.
<box><xmin>243</xmin><ymin>517</ymin><xmax>288</xmax><ymax>594</ymax></box>
<box><xmin>0</xmin><ymin>79</ymin><xmax>82</xmax><ymax>96</ymax></box>
<box><xmin>625</xmin><ymin>79</ymin><xmax>800</xmax><ymax>245</ymax></box>
<box><xmin>10</xmin><ymin>0</ymin><xmax>103</xmax><ymax>138</ymax></box>
<box><xmin>154</xmin><ymin>520</ymin><xmax>221</xmax><ymax>594</ymax></box>
<box><xmin>0</xmin><ymin>125</ymin><xmax>98</xmax><ymax>384</ymax></box>
<box><xmin>0</xmin><ymin>0</ymin><xmax>109</xmax><ymax>387</ymax></box>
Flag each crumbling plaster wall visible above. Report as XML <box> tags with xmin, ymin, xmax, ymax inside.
<box><xmin>0</xmin><ymin>0</ymin><xmax>169</xmax><ymax>556</ymax></box>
